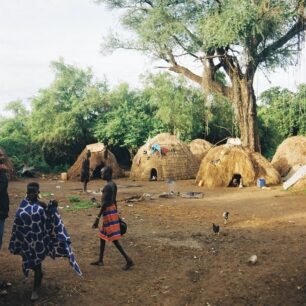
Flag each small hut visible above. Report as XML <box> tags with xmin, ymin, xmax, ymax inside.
<box><xmin>290</xmin><ymin>175</ymin><xmax>306</xmax><ymax>190</ymax></box>
<box><xmin>196</xmin><ymin>145</ymin><xmax>281</xmax><ymax>188</ymax></box>
<box><xmin>130</xmin><ymin>133</ymin><xmax>199</xmax><ymax>181</ymax></box>
<box><xmin>0</xmin><ymin>148</ymin><xmax>15</xmax><ymax>180</ymax></box>
<box><xmin>188</xmin><ymin>139</ymin><xmax>213</xmax><ymax>162</ymax></box>
<box><xmin>272</xmin><ymin>136</ymin><xmax>306</xmax><ymax>177</ymax></box>
<box><xmin>67</xmin><ymin>143</ymin><xmax>123</xmax><ymax>180</ymax></box>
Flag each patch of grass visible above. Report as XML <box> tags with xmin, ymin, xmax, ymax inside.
<box><xmin>65</xmin><ymin>200</ymin><xmax>93</xmax><ymax>211</ymax></box>
<box><xmin>68</xmin><ymin>195</ymin><xmax>81</xmax><ymax>203</ymax></box>
<box><xmin>41</xmin><ymin>192</ymin><xmax>53</xmax><ymax>197</ymax></box>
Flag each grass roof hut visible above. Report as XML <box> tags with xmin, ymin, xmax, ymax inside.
<box><xmin>67</xmin><ymin>143</ymin><xmax>123</xmax><ymax>180</ymax></box>
<box><xmin>188</xmin><ymin>139</ymin><xmax>213</xmax><ymax>162</ymax></box>
<box><xmin>130</xmin><ymin>133</ymin><xmax>200</xmax><ymax>181</ymax></box>
<box><xmin>290</xmin><ymin>175</ymin><xmax>306</xmax><ymax>190</ymax></box>
<box><xmin>0</xmin><ymin>148</ymin><xmax>15</xmax><ymax>180</ymax></box>
<box><xmin>196</xmin><ymin>145</ymin><xmax>281</xmax><ymax>188</ymax></box>
<box><xmin>272</xmin><ymin>136</ymin><xmax>306</xmax><ymax>177</ymax></box>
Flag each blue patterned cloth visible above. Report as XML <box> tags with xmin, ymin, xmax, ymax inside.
<box><xmin>9</xmin><ymin>199</ymin><xmax>82</xmax><ymax>277</ymax></box>
<box><xmin>150</xmin><ymin>144</ymin><xmax>161</xmax><ymax>155</ymax></box>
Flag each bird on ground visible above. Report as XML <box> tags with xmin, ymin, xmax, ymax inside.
<box><xmin>223</xmin><ymin>211</ymin><xmax>229</xmax><ymax>224</ymax></box>
<box><xmin>212</xmin><ymin>223</ymin><xmax>220</xmax><ymax>234</ymax></box>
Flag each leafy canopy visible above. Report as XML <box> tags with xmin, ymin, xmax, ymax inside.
<box><xmin>30</xmin><ymin>59</ymin><xmax>108</xmax><ymax>165</ymax></box>
<box><xmin>258</xmin><ymin>84</ymin><xmax>306</xmax><ymax>158</ymax></box>
<box><xmin>99</xmin><ymin>0</ymin><xmax>305</xmax><ymax>70</ymax></box>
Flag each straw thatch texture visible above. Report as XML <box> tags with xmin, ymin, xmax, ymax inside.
<box><xmin>291</xmin><ymin>175</ymin><xmax>306</xmax><ymax>190</ymax></box>
<box><xmin>67</xmin><ymin>143</ymin><xmax>123</xmax><ymax>180</ymax></box>
<box><xmin>196</xmin><ymin>145</ymin><xmax>281</xmax><ymax>187</ymax></box>
<box><xmin>130</xmin><ymin>133</ymin><xmax>199</xmax><ymax>181</ymax></box>
<box><xmin>272</xmin><ymin>136</ymin><xmax>306</xmax><ymax>176</ymax></box>
<box><xmin>188</xmin><ymin>139</ymin><xmax>213</xmax><ymax>161</ymax></box>
<box><xmin>0</xmin><ymin>148</ymin><xmax>15</xmax><ymax>180</ymax></box>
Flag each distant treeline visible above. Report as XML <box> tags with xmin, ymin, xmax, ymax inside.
<box><xmin>0</xmin><ymin>60</ymin><xmax>305</xmax><ymax>172</ymax></box>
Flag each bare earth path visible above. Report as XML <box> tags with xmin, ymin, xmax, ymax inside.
<box><xmin>0</xmin><ymin>178</ymin><xmax>305</xmax><ymax>306</ymax></box>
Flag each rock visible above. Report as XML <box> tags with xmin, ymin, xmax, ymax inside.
<box><xmin>247</xmin><ymin>255</ymin><xmax>258</xmax><ymax>265</ymax></box>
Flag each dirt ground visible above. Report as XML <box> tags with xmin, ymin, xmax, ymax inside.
<box><xmin>0</xmin><ymin>177</ymin><xmax>306</xmax><ymax>306</ymax></box>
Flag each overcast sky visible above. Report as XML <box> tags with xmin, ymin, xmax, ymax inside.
<box><xmin>0</xmin><ymin>0</ymin><xmax>305</xmax><ymax>114</ymax></box>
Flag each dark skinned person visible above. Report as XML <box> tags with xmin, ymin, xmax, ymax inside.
<box><xmin>0</xmin><ymin>151</ymin><xmax>10</xmax><ymax>297</ymax></box>
<box><xmin>9</xmin><ymin>183</ymin><xmax>82</xmax><ymax>301</ymax></box>
<box><xmin>81</xmin><ymin>150</ymin><xmax>91</xmax><ymax>192</ymax></box>
<box><xmin>0</xmin><ymin>151</ymin><xmax>9</xmax><ymax>251</ymax></box>
<box><xmin>91</xmin><ymin>166</ymin><xmax>134</xmax><ymax>270</ymax></box>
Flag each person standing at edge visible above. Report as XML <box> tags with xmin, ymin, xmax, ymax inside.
<box><xmin>91</xmin><ymin>166</ymin><xmax>134</xmax><ymax>270</ymax></box>
<box><xmin>81</xmin><ymin>150</ymin><xmax>91</xmax><ymax>192</ymax></box>
<box><xmin>0</xmin><ymin>151</ymin><xmax>9</xmax><ymax>251</ymax></box>
<box><xmin>0</xmin><ymin>151</ymin><xmax>10</xmax><ymax>296</ymax></box>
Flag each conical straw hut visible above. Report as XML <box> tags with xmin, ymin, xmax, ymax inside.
<box><xmin>0</xmin><ymin>148</ymin><xmax>15</xmax><ymax>180</ymax></box>
<box><xmin>130</xmin><ymin>133</ymin><xmax>199</xmax><ymax>181</ymax></box>
<box><xmin>67</xmin><ymin>143</ymin><xmax>123</xmax><ymax>180</ymax></box>
<box><xmin>196</xmin><ymin>145</ymin><xmax>281</xmax><ymax>187</ymax></box>
<box><xmin>188</xmin><ymin>139</ymin><xmax>213</xmax><ymax>162</ymax></box>
<box><xmin>290</xmin><ymin>175</ymin><xmax>306</xmax><ymax>190</ymax></box>
<box><xmin>272</xmin><ymin>136</ymin><xmax>306</xmax><ymax>176</ymax></box>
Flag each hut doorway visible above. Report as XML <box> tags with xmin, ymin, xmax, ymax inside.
<box><xmin>92</xmin><ymin>162</ymin><xmax>105</xmax><ymax>179</ymax></box>
<box><xmin>228</xmin><ymin>173</ymin><xmax>242</xmax><ymax>187</ymax></box>
<box><xmin>150</xmin><ymin>168</ymin><xmax>157</xmax><ymax>181</ymax></box>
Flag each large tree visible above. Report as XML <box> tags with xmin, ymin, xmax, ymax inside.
<box><xmin>97</xmin><ymin>0</ymin><xmax>306</xmax><ymax>151</ymax></box>
<box><xmin>30</xmin><ymin>60</ymin><xmax>108</xmax><ymax>166</ymax></box>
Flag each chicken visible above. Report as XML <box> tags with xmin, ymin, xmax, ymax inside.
<box><xmin>212</xmin><ymin>223</ymin><xmax>220</xmax><ymax>234</ymax></box>
<box><xmin>223</xmin><ymin>211</ymin><xmax>229</xmax><ymax>224</ymax></box>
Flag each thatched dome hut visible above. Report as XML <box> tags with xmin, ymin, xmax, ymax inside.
<box><xmin>0</xmin><ymin>148</ymin><xmax>15</xmax><ymax>180</ymax></box>
<box><xmin>196</xmin><ymin>145</ymin><xmax>281</xmax><ymax>187</ymax></box>
<box><xmin>67</xmin><ymin>143</ymin><xmax>124</xmax><ymax>180</ymax></box>
<box><xmin>272</xmin><ymin>136</ymin><xmax>306</xmax><ymax>177</ymax></box>
<box><xmin>188</xmin><ymin>139</ymin><xmax>213</xmax><ymax>162</ymax></box>
<box><xmin>130</xmin><ymin>133</ymin><xmax>199</xmax><ymax>181</ymax></box>
<box><xmin>290</xmin><ymin>175</ymin><xmax>306</xmax><ymax>190</ymax></box>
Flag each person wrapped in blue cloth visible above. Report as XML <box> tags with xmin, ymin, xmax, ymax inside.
<box><xmin>9</xmin><ymin>182</ymin><xmax>82</xmax><ymax>301</ymax></box>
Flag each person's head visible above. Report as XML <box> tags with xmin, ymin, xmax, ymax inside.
<box><xmin>86</xmin><ymin>150</ymin><xmax>91</xmax><ymax>159</ymax></box>
<box><xmin>101</xmin><ymin>166</ymin><xmax>112</xmax><ymax>181</ymax></box>
<box><xmin>27</xmin><ymin>182</ymin><xmax>40</xmax><ymax>202</ymax></box>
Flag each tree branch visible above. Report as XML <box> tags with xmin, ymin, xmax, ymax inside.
<box><xmin>256</xmin><ymin>17</ymin><xmax>306</xmax><ymax>64</ymax></box>
<box><xmin>172</xmin><ymin>35</ymin><xmax>199</xmax><ymax>59</ymax></box>
<box><xmin>165</xmin><ymin>48</ymin><xmax>202</xmax><ymax>85</ymax></box>
<box><xmin>169</xmin><ymin>65</ymin><xmax>202</xmax><ymax>85</ymax></box>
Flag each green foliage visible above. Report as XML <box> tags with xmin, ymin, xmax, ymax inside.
<box><xmin>0</xmin><ymin>61</ymin><xmax>109</xmax><ymax>171</ymax></box>
<box><xmin>68</xmin><ymin>195</ymin><xmax>81</xmax><ymax>203</ymax></box>
<box><xmin>94</xmin><ymin>83</ymin><xmax>155</xmax><ymax>155</ymax></box>
<box><xmin>96</xmin><ymin>0</ymin><xmax>306</xmax><ymax>152</ymax></box>
<box><xmin>199</xmin><ymin>0</ymin><xmax>258</xmax><ymax>49</ymax></box>
<box><xmin>2</xmin><ymin>55</ymin><xmax>304</xmax><ymax>172</ymax></box>
<box><xmin>258</xmin><ymin>85</ymin><xmax>306</xmax><ymax>158</ymax></box>
<box><xmin>65</xmin><ymin>200</ymin><xmax>94</xmax><ymax>211</ymax></box>
<box><xmin>40</xmin><ymin>192</ymin><xmax>54</xmax><ymax>197</ymax></box>
<box><xmin>204</xmin><ymin>93</ymin><xmax>239</xmax><ymax>143</ymax></box>
<box><xmin>143</xmin><ymin>73</ymin><xmax>205</xmax><ymax>141</ymax></box>
<box><xmin>0</xmin><ymin>100</ymin><xmax>47</xmax><ymax>171</ymax></box>
<box><xmin>94</xmin><ymin>73</ymin><xmax>206</xmax><ymax>155</ymax></box>
<box><xmin>29</xmin><ymin>59</ymin><xmax>108</xmax><ymax>166</ymax></box>
<box><xmin>98</xmin><ymin>0</ymin><xmax>303</xmax><ymax>70</ymax></box>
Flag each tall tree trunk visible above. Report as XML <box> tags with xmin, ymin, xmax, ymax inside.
<box><xmin>202</xmin><ymin>63</ymin><xmax>260</xmax><ymax>152</ymax></box>
<box><xmin>231</xmin><ymin>75</ymin><xmax>260</xmax><ymax>152</ymax></box>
